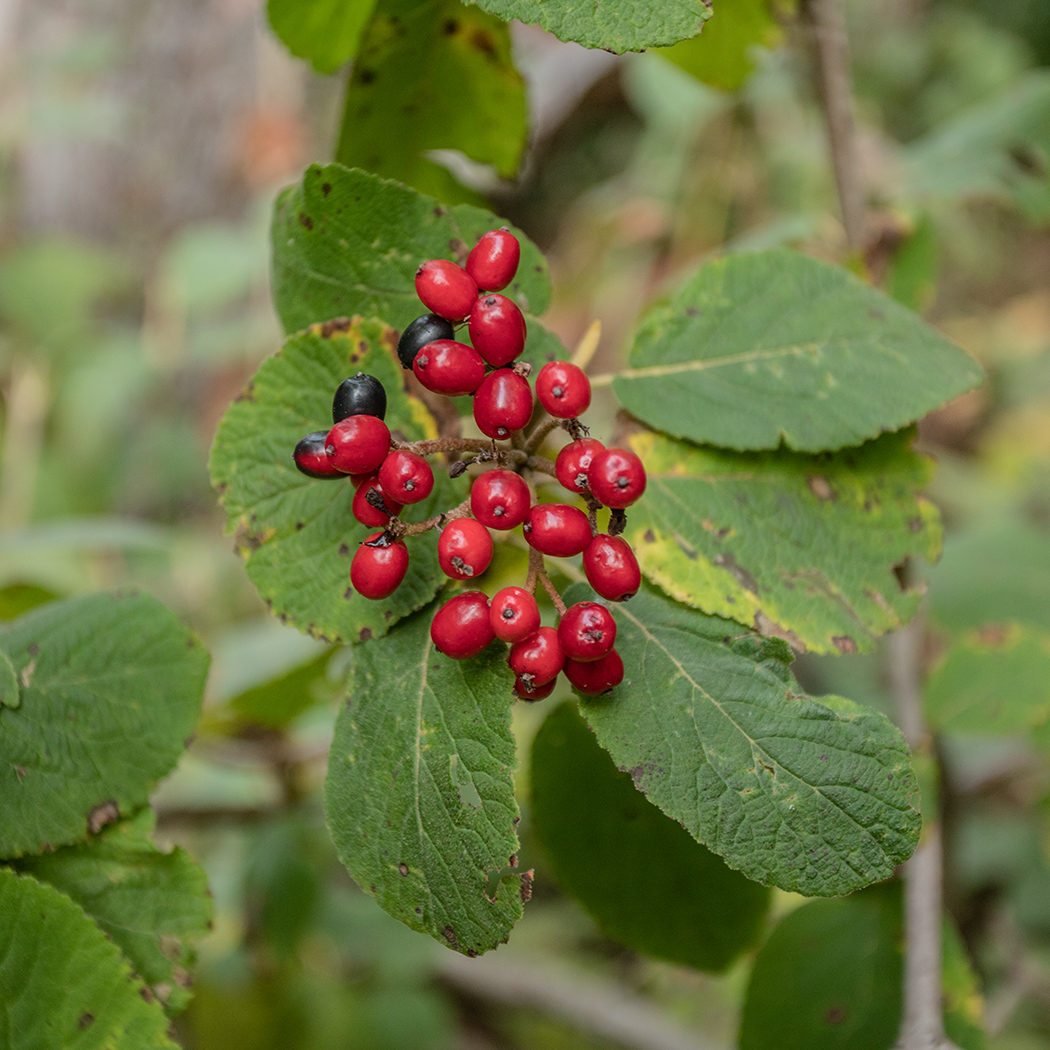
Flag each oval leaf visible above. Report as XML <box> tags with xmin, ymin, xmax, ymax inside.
<box><xmin>0</xmin><ymin>592</ymin><xmax>208</xmax><ymax>858</ymax></box>
<box><xmin>613</xmin><ymin>250</ymin><xmax>984</xmax><ymax>452</ymax></box>
<box><xmin>627</xmin><ymin>428</ymin><xmax>941</xmax><ymax>654</ymax></box>
<box><xmin>571</xmin><ymin>583</ymin><xmax>921</xmax><ymax>897</ymax></box>
<box><xmin>325</xmin><ymin>602</ymin><xmax>526</xmax><ymax>955</ymax></box>
<box><xmin>267</xmin><ymin>0</ymin><xmax>378</xmax><ymax>74</ymax></box>
<box><xmin>0</xmin><ymin>867</ymin><xmax>177</xmax><ymax>1048</ymax></box>
<box><xmin>209</xmin><ymin>317</ymin><xmax>455</xmax><ymax>645</ymax></box>
<box><xmin>532</xmin><ymin>701</ymin><xmax>770</xmax><ymax>971</ymax></box>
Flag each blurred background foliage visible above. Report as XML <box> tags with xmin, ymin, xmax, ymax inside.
<box><xmin>2</xmin><ymin>0</ymin><xmax>1050</xmax><ymax>1046</ymax></box>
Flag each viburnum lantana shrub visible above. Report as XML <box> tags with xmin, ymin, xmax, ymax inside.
<box><xmin>208</xmin><ymin>164</ymin><xmax>983</xmax><ymax>959</ymax></box>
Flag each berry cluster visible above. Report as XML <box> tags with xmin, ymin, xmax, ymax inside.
<box><xmin>292</xmin><ymin>229</ymin><xmax>647</xmax><ymax>698</ymax></box>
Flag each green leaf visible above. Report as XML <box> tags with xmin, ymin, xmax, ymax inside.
<box><xmin>325</xmin><ymin>602</ymin><xmax>525</xmax><ymax>955</ymax></box>
<box><xmin>925</xmin><ymin>624</ymin><xmax>1050</xmax><ymax>735</ymax></box>
<box><xmin>657</xmin><ymin>0</ymin><xmax>782</xmax><ymax>92</ymax></box>
<box><xmin>227</xmin><ymin>650</ymin><xmax>337</xmax><ymax>729</ymax></box>
<box><xmin>0</xmin><ymin>649</ymin><xmax>19</xmax><ymax>710</ymax></box>
<box><xmin>572</xmin><ymin>582</ymin><xmax>921</xmax><ymax>897</ymax></box>
<box><xmin>739</xmin><ymin>883</ymin><xmax>986</xmax><ymax>1050</ymax></box>
<box><xmin>463</xmin><ymin>0</ymin><xmax>711</xmax><ymax>53</ymax></box>
<box><xmin>16</xmin><ymin>809</ymin><xmax>212</xmax><ymax>1017</ymax></box>
<box><xmin>626</xmin><ymin>428</ymin><xmax>941</xmax><ymax>654</ymax></box>
<box><xmin>266</xmin><ymin>0</ymin><xmax>378</xmax><ymax>74</ymax></box>
<box><xmin>0</xmin><ymin>591</ymin><xmax>208</xmax><ymax>858</ymax></box>
<box><xmin>613</xmin><ymin>250</ymin><xmax>984</xmax><ymax>453</ymax></box>
<box><xmin>531</xmin><ymin>702</ymin><xmax>770</xmax><ymax>971</ymax></box>
<box><xmin>271</xmin><ymin>165</ymin><xmax>550</xmax><ymax>335</ymax></box>
<box><xmin>209</xmin><ymin>317</ymin><xmax>455</xmax><ymax>645</ymax></box>
<box><xmin>336</xmin><ymin>0</ymin><xmax>526</xmax><ymax>190</ymax></box>
<box><xmin>0</xmin><ymin>582</ymin><xmax>59</xmax><ymax>621</ymax></box>
<box><xmin>0</xmin><ymin>867</ymin><xmax>177</xmax><ymax>1048</ymax></box>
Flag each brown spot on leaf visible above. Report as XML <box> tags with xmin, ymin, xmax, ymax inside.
<box><xmin>338</xmin><ymin>543</ymin><xmax>350</xmax><ymax>557</ymax></box>
<box><xmin>27</xmin><ymin>643</ymin><xmax>39</xmax><ymax>656</ymax></box>
<box><xmin>78</xmin><ymin>1014</ymin><xmax>95</xmax><ymax>1030</ymax></box>
<box><xmin>88</xmin><ymin>800</ymin><xmax>119</xmax><ymax>834</ymax></box>
<box><xmin>298</xmin><ymin>212</ymin><xmax>314</xmax><ymax>231</ymax></box>
<box><xmin>907</xmin><ymin>517</ymin><xmax>923</xmax><ymax>532</ymax></box>
<box><xmin>714</xmin><ymin>552</ymin><xmax>760</xmax><ymax>594</ymax></box>
<box><xmin>295</xmin><ymin>521</ymin><xmax>304</xmax><ymax>531</ymax></box>
<box><xmin>976</xmin><ymin>623</ymin><xmax>1009</xmax><ymax>646</ymax></box>
<box><xmin>441</xmin><ymin>925</ymin><xmax>459</xmax><ymax>949</ymax></box>
<box><xmin>754</xmin><ymin>612</ymin><xmax>807</xmax><ymax>652</ymax></box>
<box><xmin>398</xmin><ymin>862</ymin><xmax>409</xmax><ymax>876</ymax></box>
<box><xmin>644</xmin><ymin>529</ymin><xmax>655</xmax><ymax>542</ymax></box>
<box><xmin>443</xmin><ymin>18</ymin><xmax>458</xmax><ymax>33</ymax></box>
<box><xmin>832</xmin><ymin>635</ymin><xmax>858</xmax><ymax>654</ymax></box>
<box><xmin>359</xmin><ymin>68</ymin><xmax>376</xmax><ymax>85</ymax></box>
<box><xmin>807</xmin><ymin>475</ymin><xmax>834</xmax><ymax>500</ymax></box>
<box><xmin>509</xmin><ymin>853</ymin><xmax>518</xmax><ymax>868</ymax></box>
<box><xmin>315</xmin><ymin>317</ymin><xmax>352</xmax><ymax>339</ymax></box>
<box><xmin>520</xmin><ymin>869</ymin><xmax>534</xmax><ymax>903</ymax></box>
<box><xmin>321</xmin><ymin>182</ymin><xmax>332</xmax><ymax>196</ymax></box>
<box><xmin>470</xmin><ymin>28</ymin><xmax>496</xmax><ymax>57</ymax></box>
<box><xmin>359</xmin><ymin>627</ymin><xmax>372</xmax><ymax>641</ymax></box>
<box><xmin>825</xmin><ymin>1006</ymin><xmax>847</xmax><ymax>1025</ymax></box>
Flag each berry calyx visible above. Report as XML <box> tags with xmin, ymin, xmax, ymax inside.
<box><xmin>583</xmin><ymin>534</ymin><xmax>641</xmax><ymax>602</ymax></box>
<box><xmin>431</xmin><ymin>591</ymin><xmax>494</xmax><ymax>659</ymax></box>
<box><xmin>466</xmin><ymin>229</ymin><xmax>520</xmax><ymax>292</ymax></box>
<box><xmin>470</xmin><ymin>469</ymin><xmax>531</xmax><ymax>530</ymax></box>
<box><xmin>508</xmin><ymin>626</ymin><xmax>563</xmax><ymax>687</ymax></box>
<box><xmin>415</xmin><ymin>259</ymin><xmax>478</xmax><ymax>321</ymax></box>
<box><xmin>473</xmin><ymin>369</ymin><xmax>534</xmax><ymax>440</ymax></box>
<box><xmin>563</xmin><ymin>649</ymin><xmax>624</xmax><ymax>695</ymax></box>
<box><xmin>557</xmin><ymin>601</ymin><xmax>617</xmax><ymax>662</ymax></box>
<box><xmin>536</xmin><ymin>361</ymin><xmax>591</xmax><ymax>419</ymax></box>
<box><xmin>352</xmin><ymin>473</ymin><xmax>403</xmax><ymax>526</ymax></box>
<box><xmin>378</xmin><ymin>450</ymin><xmax>434</xmax><ymax>505</ymax></box>
<box><xmin>523</xmin><ymin>503</ymin><xmax>592</xmax><ymax>558</ymax></box>
<box><xmin>350</xmin><ymin>532</ymin><xmax>409</xmax><ymax>600</ymax></box>
<box><xmin>468</xmin><ymin>294</ymin><xmax>527</xmax><ymax>367</ymax></box>
<box><xmin>398</xmin><ymin>313</ymin><xmax>455</xmax><ymax>369</ymax></box>
<box><xmin>412</xmin><ymin>339</ymin><xmax>486</xmax><ymax>397</ymax></box>
<box><xmin>490</xmin><ymin>586</ymin><xmax>541</xmax><ymax>643</ymax></box>
<box><xmin>513</xmin><ymin>675</ymin><xmax>556</xmax><ymax>702</ymax></box>
<box><xmin>325</xmin><ymin>415</ymin><xmax>391</xmax><ymax>475</ymax></box>
<box><xmin>332</xmin><ymin>372</ymin><xmax>386</xmax><ymax>422</ymax></box>
<box><xmin>437</xmin><ymin>518</ymin><xmax>493</xmax><ymax>580</ymax></box>
<box><xmin>555</xmin><ymin>438</ymin><xmax>605</xmax><ymax>494</ymax></box>
<box><xmin>588</xmin><ymin>448</ymin><xmax>647</xmax><ymax>508</ymax></box>
<box><xmin>293</xmin><ymin>431</ymin><xmax>344</xmax><ymax>479</ymax></box>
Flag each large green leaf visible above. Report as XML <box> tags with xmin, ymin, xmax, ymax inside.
<box><xmin>0</xmin><ymin>592</ymin><xmax>208</xmax><ymax>858</ymax></box>
<box><xmin>613</xmin><ymin>250</ymin><xmax>984</xmax><ymax>453</ymax></box>
<box><xmin>626</xmin><ymin>428</ymin><xmax>941</xmax><ymax>654</ymax></box>
<box><xmin>16</xmin><ymin>810</ymin><xmax>212</xmax><ymax>1017</ymax></box>
<box><xmin>325</xmin><ymin>602</ymin><xmax>525</xmax><ymax>955</ymax></box>
<box><xmin>337</xmin><ymin>0</ymin><xmax>526</xmax><ymax>191</ymax></box>
<box><xmin>572</xmin><ymin>583</ymin><xmax>920</xmax><ymax>897</ymax></box>
<box><xmin>0</xmin><ymin>867</ymin><xmax>177</xmax><ymax>1048</ymax></box>
<box><xmin>463</xmin><ymin>0</ymin><xmax>710</xmax><ymax>52</ymax></box>
<box><xmin>271</xmin><ymin>165</ymin><xmax>550</xmax><ymax>336</ymax></box>
<box><xmin>739</xmin><ymin>884</ymin><xmax>986</xmax><ymax>1050</ymax></box>
<box><xmin>266</xmin><ymin>0</ymin><xmax>378</xmax><ymax>74</ymax></box>
<box><xmin>209</xmin><ymin>317</ymin><xmax>457</xmax><ymax>645</ymax></box>
<box><xmin>531</xmin><ymin>701</ymin><xmax>769</xmax><ymax>971</ymax></box>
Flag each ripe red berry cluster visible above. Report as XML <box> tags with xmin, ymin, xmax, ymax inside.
<box><xmin>292</xmin><ymin>228</ymin><xmax>648</xmax><ymax>699</ymax></box>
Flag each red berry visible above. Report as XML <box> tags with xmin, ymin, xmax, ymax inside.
<box><xmin>508</xmin><ymin>627</ymin><xmax>563</xmax><ymax>687</ymax></box>
<box><xmin>352</xmin><ymin>473</ymin><xmax>403</xmax><ymax>527</ymax></box>
<box><xmin>583</xmin><ymin>534</ymin><xmax>641</xmax><ymax>602</ymax></box>
<box><xmin>555</xmin><ymin>438</ymin><xmax>605</xmax><ymax>494</ymax></box>
<box><xmin>468</xmin><ymin>294</ymin><xmax>527</xmax><ymax>367</ymax></box>
<box><xmin>294</xmin><ymin>431</ymin><xmax>344</xmax><ymax>479</ymax></box>
<box><xmin>588</xmin><ymin>448</ymin><xmax>647</xmax><ymax>508</ymax></box>
<box><xmin>470</xmin><ymin>469</ymin><xmax>531</xmax><ymax>530</ymax></box>
<box><xmin>490</xmin><ymin>586</ymin><xmax>541</xmax><ymax>643</ymax></box>
<box><xmin>466</xmin><ymin>229</ymin><xmax>520</xmax><ymax>292</ymax></box>
<box><xmin>536</xmin><ymin>361</ymin><xmax>591</xmax><ymax>418</ymax></box>
<box><xmin>412</xmin><ymin>339</ymin><xmax>486</xmax><ymax>397</ymax></box>
<box><xmin>437</xmin><ymin>518</ymin><xmax>493</xmax><ymax>580</ymax></box>
<box><xmin>514</xmin><ymin>674</ymin><xmax>556</xmax><ymax>702</ymax></box>
<box><xmin>325</xmin><ymin>415</ymin><xmax>391</xmax><ymax>475</ymax></box>
<box><xmin>523</xmin><ymin>504</ymin><xmax>592</xmax><ymax>558</ymax></box>
<box><xmin>415</xmin><ymin>259</ymin><xmax>478</xmax><ymax>321</ymax></box>
<box><xmin>473</xmin><ymin>369</ymin><xmax>534</xmax><ymax>440</ymax></box>
<box><xmin>378</xmin><ymin>450</ymin><xmax>434</xmax><ymax>505</ymax></box>
<box><xmin>563</xmin><ymin>649</ymin><xmax>624</xmax><ymax>695</ymax></box>
<box><xmin>350</xmin><ymin>532</ymin><xmax>409</xmax><ymax>600</ymax></box>
<box><xmin>558</xmin><ymin>601</ymin><xmax>616</xmax><ymax>662</ymax></box>
<box><xmin>431</xmin><ymin>591</ymin><xmax>494</xmax><ymax>659</ymax></box>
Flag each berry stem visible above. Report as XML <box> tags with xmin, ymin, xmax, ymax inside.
<box><xmin>538</xmin><ymin>571</ymin><xmax>568</xmax><ymax>616</ymax></box>
<box><xmin>525</xmin><ymin>546</ymin><xmax>543</xmax><ymax>594</ymax></box>
<box><xmin>393</xmin><ymin>437</ymin><xmax>493</xmax><ymax>456</ymax></box>
<box><xmin>525</xmin><ymin>455</ymin><xmax>557</xmax><ymax>478</ymax></box>
<box><xmin>389</xmin><ymin>495</ymin><xmax>473</xmax><ymax>538</ymax></box>
<box><xmin>608</xmin><ymin>509</ymin><xmax>627</xmax><ymax>537</ymax></box>
<box><xmin>523</xmin><ymin>414</ymin><xmax>561</xmax><ymax>455</ymax></box>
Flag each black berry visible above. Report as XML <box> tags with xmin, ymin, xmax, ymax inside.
<box><xmin>398</xmin><ymin>313</ymin><xmax>455</xmax><ymax>369</ymax></box>
<box><xmin>332</xmin><ymin>372</ymin><xmax>387</xmax><ymax>422</ymax></box>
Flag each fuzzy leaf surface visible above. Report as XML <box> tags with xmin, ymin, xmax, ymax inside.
<box><xmin>463</xmin><ymin>0</ymin><xmax>711</xmax><ymax>52</ymax></box>
<box><xmin>266</xmin><ymin>0</ymin><xmax>378</xmax><ymax>74</ymax></box>
<box><xmin>0</xmin><ymin>592</ymin><xmax>207</xmax><ymax>858</ymax></box>
<box><xmin>271</xmin><ymin>165</ymin><xmax>550</xmax><ymax>335</ymax></box>
<box><xmin>337</xmin><ymin>0</ymin><xmax>526</xmax><ymax>188</ymax></box>
<box><xmin>325</xmin><ymin>603</ymin><xmax>525</xmax><ymax>955</ymax></box>
<box><xmin>572</xmin><ymin>583</ymin><xmax>920</xmax><ymax>897</ymax></box>
<box><xmin>613</xmin><ymin>250</ymin><xmax>984</xmax><ymax>452</ymax></box>
<box><xmin>209</xmin><ymin>317</ymin><xmax>454</xmax><ymax>645</ymax></box>
<box><xmin>16</xmin><ymin>810</ymin><xmax>212</xmax><ymax>1017</ymax></box>
<box><xmin>0</xmin><ymin>868</ymin><xmax>177</xmax><ymax>1048</ymax></box>
<box><xmin>626</xmin><ymin>428</ymin><xmax>941</xmax><ymax>654</ymax></box>
<box><xmin>532</xmin><ymin>701</ymin><xmax>769</xmax><ymax>970</ymax></box>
